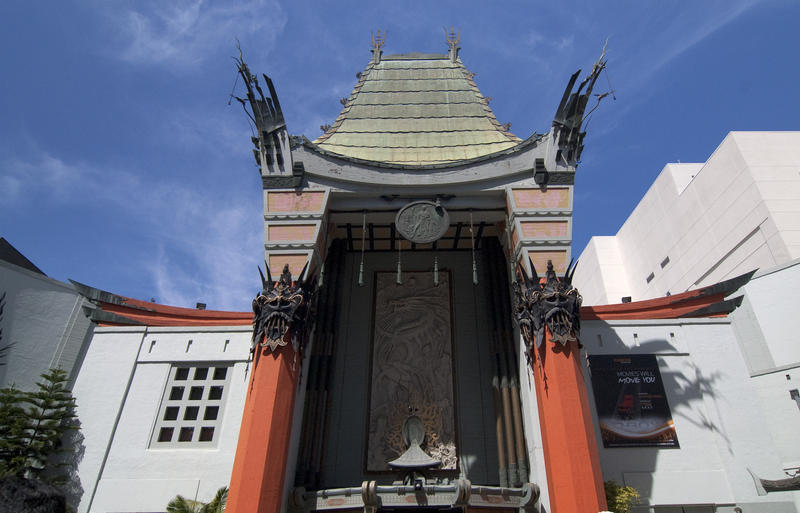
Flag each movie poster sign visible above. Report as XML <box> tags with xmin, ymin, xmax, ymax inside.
<box><xmin>588</xmin><ymin>355</ymin><xmax>679</xmax><ymax>448</ymax></box>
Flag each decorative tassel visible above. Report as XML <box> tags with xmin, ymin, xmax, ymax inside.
<box><xmin>358</xmin><ymin>211</ymin><xmax>366</xmax><ymax>287</ymax></box>
<box><xmin>434</xmin><ymin>256</ymin><xmax>439</xmax><ymax>286</ymax></box>
<box><xmin>396</xmin><ymin>238</ymin><xmax>403</xmax><ymax>285</ymax></box>
<box><xmin>470</xmin><ymin>210</ymin><xmax>478</xmax><ymax>285</ymax></box>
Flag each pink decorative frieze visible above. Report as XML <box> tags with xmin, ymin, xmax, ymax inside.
<box><xmin>512</xmin><ymin>188</ymin><xmax>571</xmax><ymax>210</ymax></box>
<box><xmin>268</xmin><ymin>225</ymin><xmax>317</xmax><ymax>242</ymax></box>
<box><xmin>268</xmin><ymin>254</ymin><xmax>310</xmax><ymax>277</ymax></box>
<box><xmin>267</xmin><ymin>191</ymin><xmax>326</xmax><ymax>212</ymax></box>
<box><xmin>520</xmin><ymin>221</ymin><xmax>569</xmax><ymax>239</ymax></box>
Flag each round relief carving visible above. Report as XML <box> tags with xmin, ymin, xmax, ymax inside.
<box><xmin>395</xmin><ymin>201</ymin><xmax>450</xmax><ymax>244</ymax></box>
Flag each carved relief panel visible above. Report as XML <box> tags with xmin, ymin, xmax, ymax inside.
<box><xmin>366</xmin><ymin>271</ymin><xmax>457</xmax><ymax>471</ymax></box>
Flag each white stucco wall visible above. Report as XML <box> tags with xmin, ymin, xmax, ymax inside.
<box><xmin>737</xmin><ymin>259</ymin><xmax>800</xmax><ymax>368</ymax></box>
<box><xmin>74</xmin><ymin>325</ymin><xmax>252</xmax><ymax>513</ymax></box>
<box><xmin>581</xmin><ymin>318</ymin><xmax>800</xmax><ymax>512</ymax></box>
<box><xmin>751</xmin><ymin>367</ymin><xmax>800</xmax><ymax>473</ymax></box>
<box><xmin>73</xmin><ymin>327</ymin><xmax>146</xmax><ymax>513</ymax></box>
<box><xmin>731</xmin><ymin>259</ymin><xmax>800</xmax><ymax>481</ymax></box>
<box><xmin>0</xmin><ymin>260</ymin><xmax>94</xmax><ymax>389</ymax></box>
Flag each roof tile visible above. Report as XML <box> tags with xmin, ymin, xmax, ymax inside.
<box><xmin>314</xmin><ymin>54</ymin><xmax>521</xmax><ymax>165</ymax></box>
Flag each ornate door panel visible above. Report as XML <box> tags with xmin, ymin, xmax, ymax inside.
<box><xmin>366</xmin><ymin>271</ymin><xmax>457</xmax><ymax>471</ymax></box>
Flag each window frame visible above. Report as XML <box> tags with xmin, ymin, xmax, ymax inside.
<box><xmin>149</xmin><ymin>363</ymin><xmax>231</xmax><ymax>448</ymax></box>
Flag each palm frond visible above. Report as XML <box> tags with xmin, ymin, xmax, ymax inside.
<box><xmin>166</xmin><ymin>495</ymin><xmax>202</xmax><ymax>513</ymax></box>
<box><xmin>201</xmin><ymin>486</ymin><xmax>228</xmax><ymax>513</ymax></box>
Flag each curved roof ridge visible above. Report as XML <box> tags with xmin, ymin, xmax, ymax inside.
<box><xmin>301</xmin><ymin>132</ymin><xmax>544</xmax><ymax>170</ymax></box>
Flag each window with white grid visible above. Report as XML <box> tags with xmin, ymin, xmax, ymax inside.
<box><xmin>150</xmin><ymin>364</ymin><xmax>231</xmax><ymax>447</ymax></box>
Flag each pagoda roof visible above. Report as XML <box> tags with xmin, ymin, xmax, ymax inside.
<box><xmin>313</xmin><ymin>52</ymin><xmax>522</xmax><ymax>166</ymax></box>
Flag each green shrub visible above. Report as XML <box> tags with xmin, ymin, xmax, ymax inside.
<box><xmin>0</xmin><ymin>368</ymin><xmax>79</xmax><ymax>481</ymax></box>
<box><xmin>604</xmin><ymin>480</ymin><xmax>640</xmax><ymax>513</ymax></box>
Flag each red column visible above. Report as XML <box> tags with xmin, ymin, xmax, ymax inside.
<box><xmin>531</xmin><ymin>338</ymin><xmax>607</xmax><ymax>513</ymax></box>
<box><xmin>226</xmin><ymin>345</ymin><xmax>299</xmax><ymax>513</ymax></box>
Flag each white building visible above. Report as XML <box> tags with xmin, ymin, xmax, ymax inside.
<box><xmin>572</xmin><ymin>131</ymin><xmax>800</xmax><ymax>512</ymax></box>
<box><xmin>575</xmin><ymin>132</ymin><xmax>800</xmax><ymax>306</ymax></box>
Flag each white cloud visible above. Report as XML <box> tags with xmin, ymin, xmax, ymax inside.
<box><xmin>0</xmin><ymin>153</ymin><xmax>138</xmax><ymax>207</ymax></box>
<box><xmin>557</xmin><ymin>36</ymin><xmax>574</xmax><ymax>51</ymax></box>
<box><xmin>103</xmin><ymin>0</ymin><xmax>287</xmax><ymax>67</ymax></box>
<box><xmin>526</xmin><ymin>30</ymin><xmax>544</xmax><ymax>47</ymax></box>
<box><xmin>624</xmin><ymin>0</ymin><xmax>764</xmax><ymax>91</ymax></box>
<box><xmin>164</xmin><ymin>105</ymin><xmax>254</xmax><ymax>157</ymax></box>
<box><xmin>1</xmin><ymin>152</ymin><xmax>261</xmax><ymax>310</ymax></box>
<box><xmin>580</xmin><ymin>0</ymin><xmax>768</xmax><ymax>139</ymax></box>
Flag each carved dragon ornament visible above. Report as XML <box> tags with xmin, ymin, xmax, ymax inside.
<box><xmin>252</xmin><ymin>262</ymin><xmax>315</xmax><ymax>353</ymax></box>
<box><xmin>513</xmin><ymin>259</ymin><xmax>581</xmax><ymax>357</ymax></box>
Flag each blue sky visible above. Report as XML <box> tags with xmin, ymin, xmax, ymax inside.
<box><xmin>1</xmin><ymin>0</ymin><xmax>798</xmax><ymax>310</ymax></box>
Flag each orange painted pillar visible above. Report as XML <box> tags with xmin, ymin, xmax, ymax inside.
<box><xmin>531</xmin><ymin>337</ymin><xmax>607</xmax><ymax>513</ymax></box>
<box><xmin>226</xmin><ymin>345</ymin><xmax>299</xmax><ymax>513</ymax></box>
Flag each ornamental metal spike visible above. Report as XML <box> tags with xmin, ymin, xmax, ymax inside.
<box><xmin>264</xmin><ymin>260</ymin><xmax>273</xmax><ymax>288</ymax></box>
<box><xmin>565</xmin><ymin>258</ymin><xmax>578</xmax><ymax>285</ymax></box>
<box><xmin>528</xmin><ymin>256</ymin><xmax>540</xmax><ymax>289</ymax></box>
<box><xmin>297</xmin><ymin>260</ymin><xmax>309</xmax><ymax>285</ymax></box>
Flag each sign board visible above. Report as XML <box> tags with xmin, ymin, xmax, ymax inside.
<box><xmin>588</xmin><ymin>354</ymin><xmax>679</xmax><ymax>448</ymax></box>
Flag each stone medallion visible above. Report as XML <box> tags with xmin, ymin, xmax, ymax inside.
<box><xmin>395</xmin><ymin>201</ymin><xmax>450</xmax><ymax>244</ymax></box>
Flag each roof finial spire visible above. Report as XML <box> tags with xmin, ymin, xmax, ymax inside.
<box><xmin>444</xmin><ymin>26</ymin><xmax>460</xmax><ymax>62</ymax></box>
<box><xmin>371</xmin><ymin>29</ymin><xmax>386</xmax><ymax>64</ymax></box>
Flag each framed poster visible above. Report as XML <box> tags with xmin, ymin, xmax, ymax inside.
<box><xmin>588</xmin><ymin>354</ymin><xmax>679</xmax><ymax>448</ymax></box>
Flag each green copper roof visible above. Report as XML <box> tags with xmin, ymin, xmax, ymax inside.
<box><xmin>313</xmin><ymin>53</ymin><xmax>522</xmax><ymax>166</ymax></box>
